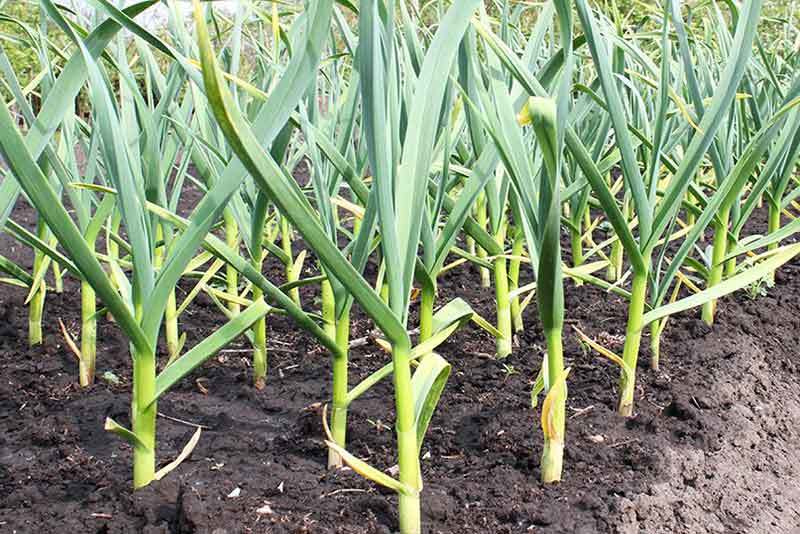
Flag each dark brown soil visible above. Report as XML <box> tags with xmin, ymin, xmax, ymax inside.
<box><xmin>2</xmin><ymin>194</ymin><xmax>800</xmax><ymax>533</ymax></box>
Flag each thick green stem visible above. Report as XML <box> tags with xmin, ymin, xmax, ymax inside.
<box><xmin>53</xmin><ymin>262</ymin><xmax>64</xmax><ymax>293</ymax></box>
<box><xmin>393</xmin><ymin>342</ymin><xmax>421</xmax><ymax>534</ymax></box>
<box><xmin>398</xmin><ymin>494</ymin><xmax>421</xmax><ymax>534</ymax></box>
<box><xmin>509</xmin><ymin>228</ymin><xmax>524</xmax><ymax>332</ymax></box>
<box><xmin>466</xmin><ymin>234</ymin><xmax>476</xmax><ymax>263</ymax></box>
<box><xmin>768</xmin><ymin>203</ymin><xmax>781</xmax><ymax>251</ymax></box>
<box><xmin>28</xmin><ymin>279</ymin><xmax>45</xmax><ymax>346</ymax></box>
<box><xmin>701</xmin><ymin>207</ymin><xmax>730</xmax><ymax>325</ymax></box>
<box><xmin>541</xmin><ymin>437</ymin><xmax>564</xmax><ymax>484</ymax></box>
<box><xmin>419</xmin><ymin>279</ymin><xmax>435</xmax><ymax>343</ymax></box>
<box><xmin>321</xmin><ymin>278</ymin><xmax>336</xmax><ymax>339</ymax></box>
<box><xmin>281</xmin><ymin>216</ymin><xmax>301</xmax><ymax>306</ymax></box>
<box><xmin>619</xmin><ymin>269</ymin><xmax>648</xmax><ymax>417</ymax></box>
<box><xmin>164</xmin><ymin>290</ymin><xmax>179</xmax><ymax>361</ymax></box>
<box><xmin>687</xmin><ymin>210</ymin><xmax>696</xmax><ymax>229</ymax></box>
<box><xmin>476</xmin><ymin>193</ymin><xmax>491</xmax><ymax>288</ymax></box>
<box><xmin>650</xmin><ymin>319</ymin><xmax>661</xmax><ymax>372</ymax></box>
<box><xmin>570</xmin><ymin>225</ymin><xmax>584</xmax><ymax>287</ymax></box>
<box><xmin>29</xmin><ymin>221</ymin><xmax>47</xmax><ymax>346</ymax></box>
<box><xmin>327</xmin><ymin>313</ymin><xmax>350</xmax><ymax>469</ymax></box>
<box><xmin>377</xmin><ymin>261</ymin><xmax>390</xmax><ymax>305</ymax></box>
<box><xmin>493</xmin><ymin>225</ymin><xmax>512</xmax><ymax>358</ymax></box>
<box><xmin>252</xmin><ymin>281</ymin><xmax>267</xmax><ymax>390</ymax></box>
<box><xmin>724</xmin><ymin>235</ymin><xmax>737</xmax><ymax>278</ymax></box>
<box><xmin>380</xmin><ymin>282</ymin><xmax>390</xmax><ymax>304</ymax></box>
<box><xmin>541</xmin><ymin>327</ymin><xmax>565</xmax><ymax>483</ymax></box>
<box><xmin>132</xmin><ymin>348</ymin><xmax>157</xmax><ymax>489</ymax></box>
<box><xmin>765</xmin><ymin>204</ymin><xmax>781</xmax><ymax>284</ymax></box>
<box><xmin>608</xmin><ymin>197</ymin><xmax>628</xmax><ymax>281</ymax></box>
<box><xmin>155</xmin><ymin>225</ymin><xmax>179</xmax><ymax>362</ymax></box>
<box><xmin>224</xmin><ymin>210</ymin><xmax>240</xmax><ymax>315</ymax></box>
<box><xmin>80</xmin><ymin>281</ymin><xmax>97</xmax><ymax>387</ymax></box>
<box><xmin>608</xmin><ymin>239</ymin><xmax>623</xmax><ymax>282</ymax></box>
<box><xmin>321</xmin><ymin>278</ymin><xmax>338</xmax><ymax>456</ymax></box>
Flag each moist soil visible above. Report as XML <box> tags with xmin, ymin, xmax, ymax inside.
<box><xmin>2</xmin><ymin>193</ymin><xmax>800</xmax><ymax>533</ymax></box>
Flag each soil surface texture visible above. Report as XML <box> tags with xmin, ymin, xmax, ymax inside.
<box><xmin>1</xmin><ymin>195</ymin><xmax>800</xmax><ymax>534</ymax></box>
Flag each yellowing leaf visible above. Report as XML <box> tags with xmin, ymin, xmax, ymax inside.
<box><xmin>541</xmin><ymin>367</ymin><xmax>570</xmax><ymax>441</ymax></box>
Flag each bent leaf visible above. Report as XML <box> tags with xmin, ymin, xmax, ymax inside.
<box><xmin>541</xmin><ymin>367</ymin><xmax>570</xmax><ymax>442</ymax></box>
<box><xmin>151</xmin><ymin>299</ymin><xmax>271</xmax><ymax>405</ymax></box>
<box><xmin>411</xmin><ymin>353</ymin><xmax>451</xmax><ymax>452</ymax></box>
<box><xmin>321</xmin><ymin>405</ymin><xmax>414</xmax><ymax>495</ymax></box>
<box><xmin>530</xmin><ymin>366</ymin><xmax>545</xmax><ymax>408</ymax></box>
<box><xmin>154</xmin><ymin>427</ymin><xmax>202</xmax><ymax>481</ymax></box>
<box><xmin>643</xmin><ymin>243</ymin><xmax>800</xmax><ymax>326</ymax></box>
<box><xmin>105</xmin><ymin>417</ymin><xmax>149</xmax><ymax>452</ymax></box>
<box><xmin>573</xmin><ymin>326</ymin><xmax>634</xmax><ymax>385</ymax></box>
<box><xmin>412</xmin><ymin>298</ymin><xmax>475</xmax><ymax>356</ymax></box>
<box><xmin>471</xmin><ymin>312</ymin><xmax>505</xmax><ymax>339</ymax></box>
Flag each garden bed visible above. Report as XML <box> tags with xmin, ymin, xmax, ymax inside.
<box><xmin>1</xmin><ymin>198</ymin><xmax>800</xmax><ymax>534</ymax></box>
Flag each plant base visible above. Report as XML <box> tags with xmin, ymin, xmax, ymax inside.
<box><xmin>541</xmin><ymin>439</ymin><xmax>564</xmax><ymax>483</ymax></box>
<box><xmin>618</xmin><ymin>394</ymin><xmax>633</xmax><ymax>417</ymax></box>
<box><xmin>398</xmin><ymin>493</ymin><xmax>421</xmax><ymax>534</ymax></box>
<box><xmin>495</xmin><ymin>337</ymin><xmax>512</xmax><ymax>359</ymax></box>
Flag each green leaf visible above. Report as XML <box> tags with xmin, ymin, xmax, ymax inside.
<box><xmin>0</xmin><ymin>92</ymin><xmax>148</xmax><ymax>357</ymax></box>
<box><xmin>145</xmin><ymin>202</ymin><xmax>341</xmax><ymax>359</ymax></box>
<box><xmin>643</xmin><ymin>243</ymin><xmax>800</xmax><ymax>327</ymax></box>
<box><xmin>322</xmin><ymin>406</ymin><xmax>414</xmax><ymax>495</ymax></box>
<box><xmin>411</xmin><ymin>353</ymin><xmax>451</xmax><ymax>452</ymax></box>
<box><xmin>575</xmin><ymin>0</ymin><xmax>652</xmax><ymax>244</ymax></box>
<box><xmin>530</xmin><ymin>366</ymin><xmax>545</xmax><ymax>408</ymax></box>
<box><xmin>648</xmin><ymin>0</ymin><xmax>765</xmax><ymax>248</ymax></box>
<box><xmin>345</xmin><ymin>298</ymin><xmax>472</xmax><ymax>407</ymax></box>
<box><xmin>105</xmin><ymin>417</ymin><xmax>149</xmax><ymax>452</ymax></box>
<box><xmin>151</xmin><ymin>299</ymin><xmax>270</xmax><ymax>405</ymax></box>
<box><xmin>726</xmin><ymin>217</ymin><xmax>800</xmax><ymax>259</ymax></box>
<box><xmin>193</xmin><ymin>0</ymin><xmax>407</xmax><ymax>346</ymax></box>
<box><xmin>139</xmin><ymin>0</ymin><xmax>337</xmax><ymax>343</ymax></box>
<box><xmin>0</xmin><ymin>254</ymin><xmax>33</xmax><ymax>287</ymax></box>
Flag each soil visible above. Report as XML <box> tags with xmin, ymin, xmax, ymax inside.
<box><xmin>2</xmin><ymin>193</ymin><xmax>800</xmax><ymax>534</ymax></box>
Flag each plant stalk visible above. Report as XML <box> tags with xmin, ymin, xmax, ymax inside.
<box><xmin>509</xmin><ymin>227</ymin><xmax>524</xmax><ymax>332</ymax></box>
<box><xmin>768</xmin><ymin>202</ymin><xmax>781</xmax><ymax>250</ymax></box>
<box><xmin>321</xmin><ymin>278</ymin><xmax>336</xmax><ymax>339</ymax></box>
<box><xmin>281</xmin><ymin>216</ymin><xmax>301</xmax><ymax>306</ymax></box>
<box><xmin>80</xmin><ymin>281</ymin><xmax>97</xmax><ymax>387</ymax></box>
<box><xmin>28</xmin><ymin>278</ymin><xmax>45</xmax><ymax>346</ymax></box>
<box><xmin>393</xmin><ymin>342</ymin><xmax>421</xmax><ymax>534</ymax></box>
<box><xmin>570</xmin><ymin>225</ymin><xmax>584</xmax><ymax>286</ymax></box>
<box><xmin>29</xmin><ymin>221</ymin><xmax>47</xmax><ymax>346</ymax></box>
<box><xmin>724</xmin><ymin>234</ymin><xmax>737</xmax><ymax>278</ymax></box>
<box><xmin>132</xmin><ymin>348</ymin><xmax>157</xmax><ymax>489</ymax></box>
<box><xmin>649</xmin><ymin>319</ymin><xmax>662</xmax><ymax>372</ymax></box>
<box><xmin>476</xmin><ymin>192</ymin><xmax>491</xmax><ymax>288</ymax></box>
<box><xmin>607</xmin><ymin>196</ymin><xmax>628</xmax><ymax>281</ymax></box>
<box><xmin>224</xmin><ymin>210</ymin><xmax>240</xmax><ymax>315</ymax></box>
<box><xmin>493</xmin><ymin>224</ymin><xmax>512</xmax><ymax>358</ymax></box>
<box><xmin>164</xmin><ymin>290</ymin><xmax>179</xmax><ymax>361</ymax></box>
<box><xmin>619</xmin><ymin>268</ymin><xmax>648</xmax><ymax>417</ymax></box>
<box><xmin>155</xmin><ymin>224</ymin><xmax>179</xmax><ymax>362</ymax></box>
<box><xmin>53</xmin><ymin>262</ymin><xmax>64</xmax><ymax>293</ymax></box>
<box><xmin>541</xmin><ymin>326</ymin><xmax>565</xmax><ymax>483</ymax></box>
<box><xmin>252</xmin><ymin>279</ymin><xmax>267</xmax><ymax>389</ymax></box>
<box><xmin>419</xmin><ymin>279</ymin><xmax>435</xmax><ymax>343</ymax></box>
<box><xmin>701</xmin><ymin>206</ymin><xmax>730</xmax><ymax>325</ymax></box>
<box><xmin>327</xmin><ymin>313</ymin><xmax>350</xmax><ymax>469</ymax></box>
